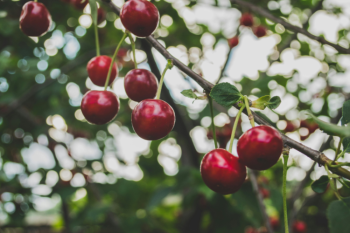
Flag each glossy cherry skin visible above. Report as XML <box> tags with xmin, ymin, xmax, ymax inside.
<box><xmin>228</xmin><ymin>36</ymin><xmax>239</xmax><ymax>49</ymax></box>
<box><xmin>240</xmin><ymin>13</ymin><xmax>254</xmax><ymax>27</ymax></box>
<box><xmin>81</xmin><ymin>91</ymin><xmax>120</xmax><ymax>125</ymax></box>
<box><xmin>20</xmin><ymin>1</ymin><xmax>52</xmax><ymax>37</ymax></box>
<box><xmin>87</xmin><ymin>56</ymin><xmax>117</xmax><ymax>87</ymax></box>
<box><xmin>292</xmin><ymin>221</ymin><xmax>307</xmax><ymax>233</ymax></box>
<box><xmin>120</xmin><ymin>0</ymin><xmax>159</xmax><ymax>37</ymax></box>
<box><xmin>124</xmin><ymin>69</ymin><xmax>158</xmax><ymax>102</ymax></box>
<box><xmin>132</xmin><ymin>99</ymin><xmax>175</xmax><ymax>140</ymax></box>
<box><xmin>97</xmin><ymin>8</ymin><xmax>106</xmax><ymax>24</ymax></box>
<box><xmin>254</xmin><ymin>25</ymin><xmax>267</xmax><ymax>38</ymax></box>
<box><xmin>71</xmin><ymin>0</ymin><xmax>88</xmax><ymax>10</ymax></box>
<box><xmin>237</xmin><ymin>126</ymin><xmax>283</xmax><ymax>170</ymax></box>
<box><xmin>200</xmin><ymin>149</ymin><xmax>247</xmax><ymax>195</ymax></box>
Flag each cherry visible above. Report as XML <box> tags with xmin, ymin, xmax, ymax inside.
<box><xmin>97</xmin><ymin>8</ymin><xmax>106</xmax><ymax>24</ymax></box>
<box><xmin>124</xmin><ymin>69</ymin><xmax>158</xmax><ymax>102</ymax></box>
<box><xmin>87</xmin><ymin>56</ymin><xmax>117</xmax><ymax>87</ymax></box>
<box><xmin>19</xmin><ymin>1</ymin><xmax>52</xmax><ymax>37</ymax></box>
<box><xmin>200</xmin><ymin>149</ymin><xmax>247</xmax><ymax>195</ymax></box>
<box><xmin>292</xmin><ymin>221</ymin><xmax>307</xmax><ymax>233</ymax></box>
<box><xmin>132</xmin><ymin>99</ymin><xmax>175</xmax><ymax>140</ymax></box>
<box><xmin>71</xmin><ymin>0</ymin><xmax>88</xmax><ymax>10</ymax></box>
<box><xmin>259</xmin><ymin>187</ymin><xmax>270</xmax><ymax>199</ymax></box>
<box><xmin>227</xmin><ymin>36</ymin><xmax>239</xmax><ymax>49</ymax></box>
<box><xmin>207</xmin><ymin>123</ymin><xmax>236</xmax><ymax>149</ymax></box>
<box><xmin>300</xmin><ymin>120</ymin><xmax>318</xmax><ymax>133</ymax></box>
<box><xmin>120</xmin><ymin>0</ymin><xmax>159</xmax><ymax>37</ymax></box>
<box><xmin>81</xmin><ymin>90</ymin><xmax>120</xmax><ymax>125</ymax></box>
<box><xmin>253</xmin><ymin>25</ymin><xmax>267</xmax><ymax>38</ymax></box>
<box><xmin>237</xmin><ymin>126</ymin><xmax>283</xmax><ymax>170</ymax></box>
<box><xmin>245</xmin><ymin>227</ymin><xmax>259</xmax><ymax>233</ymax></box>
<box><xmin>269</xmin><ymin>216</ymin><xmax>280</xmax><ymax>230</ymax></box>
<box><xmin>284</xmin><ymin>121</ymin><xmax>296</xmax><ymax>132</ymax></box>
<box><xmin>240</xmin><ymin>13</ymin><xmax>254</xmax><ymax>27</ymax></box>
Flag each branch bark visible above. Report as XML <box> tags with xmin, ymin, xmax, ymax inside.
<box><xmin>230</xmin><ymin>0</ymin><xmax>350</xmax><ymax>54</ymax></box>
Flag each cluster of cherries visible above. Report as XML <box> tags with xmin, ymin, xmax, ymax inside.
<box><xmin>227</xmin><ymin>12</ymin><xmax>267</xmax><ymax>49</ymax></box>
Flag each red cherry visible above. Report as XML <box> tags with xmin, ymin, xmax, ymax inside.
<box><xmin>292</xmin><ymin>221</ymin><xmax>307</xmax><ymax>233</ymax></box>
<box><xmin>19</xmin><ymin>1</ymin><xmax>52</xmax><ymax>37</ymax></box>
<box><xmin>97</xmin><ymin>8</ymin><xmax>106</xmax><ymax>24</ymax></box>
<box><xmin>132</xmin><ymin>99</ymin><xmax>175</xmax><ymax>140</ymax></box>
<box><xmin>240</xmin><ymin>13</ymin><xmax>254</xmax><ymax>27</ymax></box>
<box><xmin>71</xmin><ymin>0</ymin><xmax>88</xmax><ymax>10</ymax></box>
<box><xmin>269</xmin><ymin>216</ymin><xmax>280</xmax><ymax>230</ymax></box>
<box><xmin>124</xmin><ymin>69</ymin><xmax>158</xmax><ymax>102</ymax></box>
<box><xmin>253</xmin><ymin>25</ymin><xmax>267</xmax><ymax>38</ymax></box>
<box><xmin>87</xmin><ymin>56</ymin><xmax>117</xmax><ymax>87</ymax></box>
<box><xmin>245</xmin><ymin>227</ymin><xmax>259</xmax><ymax>233</ymax></box>
<box><xmin>285</xmin><ymin>121</ymin><xmax>296</xmax><ymax>132</ymax></box>
<box><xmin>237</xmin><ymin>126</ymin><xmax>283</xmax><ymax>170</ymax></box>
<box><xmin>81</xmin><ymin>90</ymin><xmax>120</xmax><ymax>125</ymax></box>
<box><xmin>228</xmin><ymin>36</ymin><xmax>239</xmax><ymax>48</ymax></box>
<box><xmin>260</xmin><ymin>187</ymin><xmax>270</xmax><ymax>199</ymax></box>
<box><xmin>200</xmin><ymin>149</ymin><xmax>247</xmax><ymax>195</ymax></box>
<box><xmin>120</xmin><ymin>0</ymin><xmax>159</xmax><ymax>37</ymax></box>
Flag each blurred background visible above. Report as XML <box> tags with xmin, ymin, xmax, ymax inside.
<box><xmin>0</xmin><ymin>0</ymin><xmax>350</xmax><ymax>232</ymax></box>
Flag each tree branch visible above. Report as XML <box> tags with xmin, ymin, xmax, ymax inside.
<box><xmin>101</xmin><ymin>0</ymin><xmax>350</xmax><ymax>180</ymax></box>
<box><xmin>230</xmin><ymin>0</ymin><xmax>350</xmax><ymax>54</ymax></box>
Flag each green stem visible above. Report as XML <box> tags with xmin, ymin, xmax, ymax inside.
<box><xmin>334</xmin><ymin>137</ymin><xmax>344</xmax><ymax>162</ymax></box>
<box><xmin>329</xmin><ymin>162</ymin><xmax>350</xmax><ymax>168</ymax></box>
<box><xmin>155</xmin><ymin>60</ymin><xmax>173</xmax><ymax>99</ymax></box>
<box><xmin>127</xmin><ymin>33</ymin><xmax>137</xmax><ymax>69</ymax></box>
<box><xmin>208</xmin><ymin>95</ymin><xmax>218</xmax><ymax>149</ymax></box>
<box><xmin>94</xmin><ymin>23</ymin><xmax>100</xmax><ymax>56</ymax></box>
<box><xmin>244</xmin><ymin>95</ymin><xmax>255</xmax><ymax>127</ymax></box>
<box><xmin>228</xmin><ymin>105</ymin><xmax>245</xmax><ymax>154</ymax></box>
<box><xmin>104</xmin><ymin>32</ymin><xmax>128</xmax><ymax>90</ymax></box>
<box><xmin>282</xmin><ymin>153</ymin><xmax>289</xmax><ymax>233</ymax></box>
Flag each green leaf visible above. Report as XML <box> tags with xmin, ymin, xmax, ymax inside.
<box><xmin>342</xmin><ymin>100</ymin><xmax>350</xmax><ymax>126</ymax></box>
<box><xmin>343</xmin><ymin>137</ymin><xmax>350</xmax><ymax>152</ymax></box>
<box><xmin>181</xmin><ymin>89</ymin><xmax>197</xmax><ymax>99</ymax></box>
<box><xmin>267</xmin><ymin>96</ymin><xmax>281</xmax><ymax>109</ymax></box>
<box><xmin>209</xmin><ymin>82</ymin><xmax>242</xmax><ymax>107</ymax></box>
<box><xmin>89</xmin><ymin>0</ymin><xmax>98</xmax><ymax>25</ymax></box>
<box><xmin>308</xmin><ymin>112</ymin><xmax>350</xmax><ymax>138</ymax></box>
<box><xmin>311</xmin><ymin>175</ymin><xmax>329</xmax><ymax>193</ymax></box>
<box><xmin>327</xmin><ymin>197</ymin><xmax>350</xmax><ymax>233</ymax></box>
<box><xmin>251</xmin><ymin>95</ymin><xmax>270</xmax><ymax>110</ymax></box>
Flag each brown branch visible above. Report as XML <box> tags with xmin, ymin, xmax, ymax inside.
<box><xmin>101</xmin><ymin>0</ymin><xmax>350</xmax><ymax>179</ymax></box>
<box><xmin>230</xmin><ymin>0</ymin><xmax>350</xmax><ymax>54</ymax></box>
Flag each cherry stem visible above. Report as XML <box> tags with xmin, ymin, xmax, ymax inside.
<box><xmin>228</xmin><ymin>105</ymin><xmax>245</xmax><ymax>154</ymax></box>
<box><xmin>155</xmin><ymin>59</ymin><xmax>173</xmax><ymax>99</ymax></box>
<box><xmin>333</xmin><ymin>137</ymin><xmax>344</xmax><ymax>163</ymax></box>
<box><xmin>244</xmin><ymin>95</ymin><xmax>255</xmax><ymax>127</ymax></box>
<box><xmin>94</xmin><ymin>23</ymin><xmax>100</xmax><ymax>56</ymax></box>
<box><xmin>282</xmin><ymin>149</ymin><xmax>289</xmax><ymax>233</ymax></box>
<box><xmin>127</xmin><ymin>32</ymin><xmax>137</xmax><ymax>69</ymax></box>
<box><xmin>104</xmin><ymin>32</ymin><xmax>128</xmax><ymax>91</ymax></box>
<box><xmin>325</xmin><ymin>164</ymin><xmax>342</xmax><ymax>200</ymax></box>
<box><xmin>208</xmin><ymin>95</ymin><xmax>218</xmax><ymax>149</ymax></box>
<box><xmin>329</xmin><ymin>162</ymin><xmax>350</xmax><ymax>168</ymax></box>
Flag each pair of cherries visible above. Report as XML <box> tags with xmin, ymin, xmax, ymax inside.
<box><xmin>81</xmin><ymin>0</ymin><xmax>175</xmax><ymax>141</ymax></box>
<box><xmin>201</xmin><ymin>125</ymin><xmax>283</xmax><ymax>195</ymax></box>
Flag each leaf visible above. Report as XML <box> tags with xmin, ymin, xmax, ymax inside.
<box><xmin>209</xmin><ymin>82</ymin><xmax>242</xmax><ymax>107</ymax></box>
<box><xmin>308</xmin><ymin>112</ymin><xmax>350</xmax><ymax>138</ymax></box>
<box><xmin>311</xmin><ymin>175</ymin><xmax>329</xmax><ymax>193</ymax></box>
<box><xmin>327</xmin><ymin>197</ymin><xmax>350</xmax><ymax>233</ymax></box>
<box><xmin>181</xmin><ymin>89</ymin><xmax>198</xmax><ymax>99</ymax></box>
<box><xmin>342</xmin><ymin>100</ymin><xmax>350</xmax><ymax>126</ymax></box>
<box><xmin>343</xmin><ymin>137</ymin><xmax>350</xmax><ymax>152</ymax></box>
<box><xmin>251</xmin><ymin>95</ymin><xmax>270</xmax><ymax>110</ymax></box>
<box><xmin>267</xmin><ymin>96</ymin><xmax>281</xmax><ymax>109</ymax></box>
<box><xmin>89</xmin><ymin>0</ymin><xmax>98</xmax><ymax>25</ymax></box>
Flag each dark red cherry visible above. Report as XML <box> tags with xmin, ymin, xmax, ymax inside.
<box><xmin>71</xmin><ymin>0</ymin><xmax>88</xmax><ymax>10</ymax></box>
<box><xmin>228</xmin><ymin>36</ymin><xmax>239</xmax><ymax>48</ymax></box>
<box><xmin>19</xmin><ymin>1</ymin><xmax>52</xmax><ymax>37</ymax></box>
<box><xmin>124</xmin><ymin>69</ymin><xmax>158</xmax><ymax>102</ymax></box>
<box><xmin>97</xmin><ymin>8</ymin><xmax>106</xmax><ymax>24</ymax></box>
<box><xmin>81</xmin><ymin>90</ymin><xmax>120</xmax><ymax>125</ymax></box>
<box><xmin>87</xmin><ymin>56</ymin><xmax>117</xmax><ymax>87</ymax></box>
<box><xmin>269</xmin><ymin>216</ymin><xmax>280</xmax><ymax>230</ymax></box>
<box><xmin>120</xmin><ymin>0</ymin><xmax>159</xmax><ymax>37</ymax></box>
<box><xmin>253</xmin><ymin>25</ymin><xmax>267</xmax><ymax>38</ymax></box>
<box><xmin>284</xmin><ymin>121</ymin><xmax>296</xmax><ymax>132</ymax></box>
<box><xmin>200</xmin><ymin>149</ymin><xmax>247</xmax><ymax>195</ymax></box>
<box><xmin>260</xmin><ymin>187</ymin><xmax>270</xmax><ymax>199</ymax></box>
<box><xmin>292</xmin><ymin>221</ymin><xmax>307</xmax><ymax>233</ymax></box>
<box><xmin>240</xmin><ymin>13</ymin><xmax>254</xmax><ymax>27</ymax></box>
<box><xmin>237</xmin><ymin>126</ymin><xmax>283</xmax><ymax>170</ymax></box>
<box><xmin>132</xmin><ymin>99</ymin><xmax>175</xmax><ymax>140</ymax></box>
